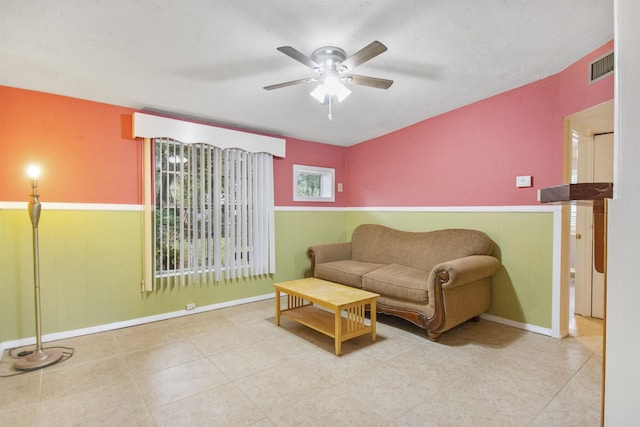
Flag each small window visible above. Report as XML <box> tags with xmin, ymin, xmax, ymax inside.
<box><xmin>293</xmin><ymin>164</ymin><xmax>335</xmax><ymax>202</ymax></box>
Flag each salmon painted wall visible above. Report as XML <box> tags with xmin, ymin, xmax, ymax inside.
<box><xmin>345</xmin><ymin>40</ymin><xmax>614</xmax><ymax>207</ymax></box>
<box><xmin>273</xmin><ymin>138</ymin><xmax>347</xmax><ymax>207</ymax></box>
<box><xmin>558</xmin><ymin>41</ymin><xmax>614</xmax><ymax>117</ymax></box>
<box><xmin>0</xmin><ymin>87</ymin><xmax>142</xmax><ymax>204</ymax></box>
<box><xmin>0</xmin><ymin>86</ymin><xmax>346</xmax><ymax>207</ymax></box>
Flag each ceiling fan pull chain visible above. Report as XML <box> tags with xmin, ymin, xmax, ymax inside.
<box><xmin>328</xmin><ymin>96</ymin><xmax>333</xmax><ymax>121</ymax></box>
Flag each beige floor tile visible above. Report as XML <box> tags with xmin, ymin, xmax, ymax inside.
<box><xmin>283</xmin><ymin>338</ymin><xmax>382</xmax><ymax>385</ymax></box>
<box><xmin>232</xmin><ymin>363</ymin><xmax>332</xmax><ymax>410</ymax></box>
<box><xmin>570</xmin><ymin>314</ymin><xmax>604</xmax><ymax>337</ymax></box>
<box><xmin>234</xmin><ymin>314</ymin><xmax>285</xmax><ymax>340</ymax></box>
<box><xmin>335</xmin><ymin>364</ymin><xmax>430</xmax><ymax>420</ymax></box>
<box><xmin>38</xmin><ymin>332</ymin><xmax>122</xmax><ymax>373</ymax></box>
<box><xmin>168</xmin><ymin>309</ymin><xmax>236</xmax><ymax>337</ymax></box>
<box><xmin>529</xmin><ymin>396</ymin><xmax>601</xmax><ymax>427</ymax></box>
<box><xmin>40</xmin><ymin>354</ymin><xmax>131</xmax><ymax>397</ymax></box>
<box><xmin>501</xmin><ymin>333</ymin><xmax>599</xmax><ymax>373</ymax></box>
<box><xmin>39</xmin><ymin>393</ymin><xmax>154</xmax><ymax>427</ymax></box>
<box><xmin>248</xmin><ymin>419</ymin><xmax>277</xmax><ymax>427</ymax></box>
<box><xmin>111</xmin><ymin>321</ymin><xmax>185</xmax><ymax>354</ymax></box>
<box><xmin>266</xmin><ymin>386</ymin><xmax>393</xmax><ymax>427</ymax></box>
<box><xmin>443</xmin><ymin>318</ymin><xmax>527</xmax><ymax>348</ymax></box>
<box><xmin>38</xmin><ymin>356</ymin><xmax>135</xmax><ymax>399</ymax></box>
<box><xmin>0</xmin><ymin>299</ymin><xmax>604</xmax><ymax>426</ymax></box>
<box><xmin>190</xmin><ymin>324</ymin><xmax>261</xmax><ymax>356</ymax></box>
<box><xmin>151</xmin><ymin>383</ymin><xmax>266</xmax><ymax>427</ymax></box>
<box><xmin>125</xmin><ymin>338</ymin><xmax>205</xmax><ymax>376</ymax></box>
<box><xmin>398</xmin><ymin>394</ymin><xmax>529</xmax><ymax>427</ymax></box>
<box><xmin>354</xmin><ymin>330</ymin><xmax>417</xmax><ymax>361</ymax></box>
<box><xmin>555</xmin><ymin>357</ymin><xmax>602</xmax><ymax>408</ymax></box>
<box><xmin>134</xmin><ymin>357</ymin><xmax>229</xmax><ymax>408</ymax></box>
<box><xmin>224</xmin><ymin>299</ymin><xmax>276</xmax><ymax>325</ymax></box>
<box><xmin>208</xmin><ymin>341</ymin><xmax>287</xmax><ymax>380</ymax></box>
<box><xmin>0</xmin><ymin>403</ymin><xmax>40</xmax><ymax>427</ymax></box>
<box><xmin>39</xmin><ymin>367</ymin><xmax>148</xmax><ymax>426</ymax></box>
<box><xmin>0</xmin><ymin>368</ymin><xmax>42</xmax><ymax>412</ymax></box>
<box><xmin>442</xmin><ymin>369</ymin><xmax>552</xmax><ymax>424</ymax></box>
<box><xmin>386</xmin><ymin>345</ymin><xmax>476</xmax><ymax>385</ymax></box>
<box><xmin>482</xmin><ymin>353</ymin><xmax>576</xmax><ymax>397</ymax></box>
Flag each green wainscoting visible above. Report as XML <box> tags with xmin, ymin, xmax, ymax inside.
<box><xmin>1</xmin><ymin>206</ymin><xmax>553</xmax><ymax>343</ymax></box>
<box><xmin>0</xmin><ymin>207</ymin><xmax>348</xmax><ymax>343</ymax></box>
<box><xmin>1</xmin><ymin>208</ymin><xmax>146</xmax><ymax>342</ymax></box>
<box><xmin>274</xmin><ymin>209</ymin><xmax>348</xmax><ymax>280</ymax></box>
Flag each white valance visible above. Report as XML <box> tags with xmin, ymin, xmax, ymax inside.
<box><xmin>132</xmin><ymin>112</ymin><xmax>286</xmax><ymax>157</ymax></box>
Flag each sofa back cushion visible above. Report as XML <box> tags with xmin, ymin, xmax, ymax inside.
<box><xmin>351</xmin><ymin>224</ymin><xmax>493</xmax><ymax>272</ymax></box>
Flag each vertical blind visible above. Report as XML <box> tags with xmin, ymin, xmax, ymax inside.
<box><xmin>133</xmin><ymin>112</ymin><xmax>285</xmax><ymax>292</ymax></box>
<box><xmin>154</xmin><ymin>138</ymin><xmax>275</xmax><ymax>287</ymax></box>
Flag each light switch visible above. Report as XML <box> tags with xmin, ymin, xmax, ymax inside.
<box><xmin>516</xmin><ymin>176</ymin><xmax>532</xmax><ymax>188</ymax></box>
<box><xmin>337</xmin><ymin>183</ymin><xmax>343</xmax><ymax>192</ymax></box>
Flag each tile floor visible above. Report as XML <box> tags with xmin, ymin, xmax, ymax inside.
<box><xmin>0</xmin><ymin>298</ymin><xmax>603</xmax><ymax>426</ymax></box>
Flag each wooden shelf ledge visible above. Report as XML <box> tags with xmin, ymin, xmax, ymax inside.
<box><xmin>538</xmin><ymin>182</ymin><xmax>613</xmax><ymax>203</ymax></box>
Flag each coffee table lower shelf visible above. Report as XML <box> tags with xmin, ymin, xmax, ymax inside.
<box><xmin>281</xmin><ymin>305</ymin><xmax>374</xmax><ymax>341</ymax></box>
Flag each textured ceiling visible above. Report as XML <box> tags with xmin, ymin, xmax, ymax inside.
<box><xmin>0</xmin><ymin>0</ymin><xmax>613</xmax><ymax>146</ymax></box>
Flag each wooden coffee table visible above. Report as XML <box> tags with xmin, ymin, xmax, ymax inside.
<box><xmin>273</xmin><ymin>277</ymin><xmax>379</xmax><ymax>356</ymax></box>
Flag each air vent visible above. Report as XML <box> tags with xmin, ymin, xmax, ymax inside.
<box><xmin>589</xmin><ymin>51</ymin><xmax>614</xmax><ymax>83</ymax></box>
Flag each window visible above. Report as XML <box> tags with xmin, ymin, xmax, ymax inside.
<box><xmin>293</xmin><ymin>164</ymin><xmax>335</xmax><ymax>202</ymax></box>
<box><xmin>154</xmin><ymin>138</ymin><xmax>274</xmax><ymax>285</ymax></box>
<box><xmin>133</xmin><ymin>112</ymin><xmax>285</xmax><ymax>291</ymax></box>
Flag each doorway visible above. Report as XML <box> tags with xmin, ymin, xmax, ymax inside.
<box><xmin>565</xmin><ymin>100</ymin><xmax>613</xmax><ymax>323</ymax></box>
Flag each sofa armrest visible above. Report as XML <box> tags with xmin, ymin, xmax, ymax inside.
<box><xmin>307</xmin><ymin>242</ymin><xmax>352</xmax><ymax>276</ymax></box>
<box><xmin>430</xmin><ymin>255</ymin><xmax>501</xmax><ymax>290</ymax></box>
<box><xmin>423</xmin><ymin>255</ymin><xmax>501</xmax><ymax>336</ymax></box>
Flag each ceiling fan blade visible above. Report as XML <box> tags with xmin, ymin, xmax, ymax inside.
<box><xmin>263</xmin><ymin>77</ymin><xmax>317</xmax><ymax>91</ymax></box>
<box><xmin>343</xmin><ymin>74</ymin><xmax>393</xmax><ymax>89</ymax></box>
<box><xmin>276</xmin><ymin>46</ymin><xmax>320</xmax><ymax>70</ymax></box>
<box><xmin>340</xmin><ymin>41</ymin><xmax>388</xmax><ymax>72</ymax></box>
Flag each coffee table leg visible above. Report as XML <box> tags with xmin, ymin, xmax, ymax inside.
<box><xmin>334</xmin><ymin>309</ymin><xmax>342</xmax><ymax>356</ymax></box>
<box><xmin>370</xmin><ymin>299</ymin><xmax>377</xmax><ymax>342</ymax></box>
<box><xmin>275</xmin><ymin>289</ymin><xmax>281</xmax><ymax>326</ymax></box>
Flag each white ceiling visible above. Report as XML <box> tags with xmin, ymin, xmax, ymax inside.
<box><xmin>0</xmin><ymin>0</ymin><xmax>613</xmax><ymax>146</ymax></box>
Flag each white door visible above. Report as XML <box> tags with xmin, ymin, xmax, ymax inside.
<box><xmin>575</xmin><ymin>132</ymin><xmax>613</xmax><ymax>319</ymax></box>
<box><xmin>574</xmin><ymin>133</ymin><xmax>593</xmax><ymax>317</ymax></box>
<box><xmin>591</xmin><ymin>133</ymin><xmax>614</xmax><ymax>318</ymax></box>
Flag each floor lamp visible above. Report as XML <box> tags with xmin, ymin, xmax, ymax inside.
<box><xmin>14</xmin><ymin>165</ymin><xmax>63</xmax><ymax>371</ymax></box>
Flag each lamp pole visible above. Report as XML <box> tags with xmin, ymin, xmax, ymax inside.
<box><xmin>14</xmin><ymin>166</ymin><xmax>63</xmax><ymax>371</ymax></box>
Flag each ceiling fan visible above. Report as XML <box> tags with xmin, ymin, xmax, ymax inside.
<box><xmin>264</xmin><ymin>41</ymin><xmax>393</xmax><ymax>119</ymax></box>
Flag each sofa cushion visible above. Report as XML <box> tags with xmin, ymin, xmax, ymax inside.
<box><xmin>351</xmin><ymin>224</ymin><xmax>493</xmax><ymax>272</ymax></box>
<box><xmin>315</xmin><ymin>260</ymin><xmax>385</xmax><ymax>288</ymax></box>
<box><xmin>362</xmin><ymin>264</ymin><xmax>429</xmax><ymax>303</ymax></box>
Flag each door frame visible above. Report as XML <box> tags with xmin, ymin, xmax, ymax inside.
<box><xmin>562</xmin><ymin>100</ymin><xmax>613</xmax><ymax>329</ymax></box>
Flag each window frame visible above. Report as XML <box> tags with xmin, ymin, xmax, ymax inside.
<box><xmin>133</xmin><ymin>112</ymin><xmax>284</xmax><ymax>291</ymax></box>
<box><xmin>293</xmin><ymin>164</ymin><xmax>335</xmax><ymax>202</ymax></box>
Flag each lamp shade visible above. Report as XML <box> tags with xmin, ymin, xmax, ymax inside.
<box><xmin>310</xmin><ymin>76</ymin><xmax>351</xmax><ymax>104</ymax></box>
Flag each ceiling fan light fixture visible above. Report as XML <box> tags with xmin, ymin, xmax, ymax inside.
<box><xmin>310</xmin><ymin>75</ymin><xmax>351</xmax><ymax>103</ymax></box>
<box><xmin>325</xmin><ymin>75</ymin><xmax>351</xmax><ymax>101</ymax></box>
<box><xmin>267</xmin><ymin>41</ymin><xmax>391</xmax><ymax>119</ymax></box>
<box><xmin>310</xmin><ymin>84</ymin><xmax>327</xmax><ymax>103</ymax></box>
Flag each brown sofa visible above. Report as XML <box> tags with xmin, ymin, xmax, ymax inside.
<box><xmin>307</xmin><ymin>224</ymin><xmax>501</xmax><ymax>341</ymax></box>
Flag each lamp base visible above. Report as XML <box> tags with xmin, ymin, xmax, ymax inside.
<box><xmin>14</xmin><ymin>349</ymin><xmax>63</xmax><ymax>371</ymax></box>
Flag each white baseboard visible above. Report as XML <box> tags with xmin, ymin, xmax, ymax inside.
<box><xmin>480</xmin><ymin>313</ymin><xmax>553</xmax><ymax>337</ymax></box>
<box><xmin>2</xmin><ymin>294</ymin><xmax>556</xmax><ymax>354</ymax></box>
<box><xmin>1</xmin><ymin>293</ymin><xmax>275</xmax><ymax>353</ymax></box>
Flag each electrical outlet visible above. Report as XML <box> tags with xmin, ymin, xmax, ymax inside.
<box><xmin>186</xmin><ymin>303</ymin><xmax>196</xmax><ymax>311</ymax></box>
